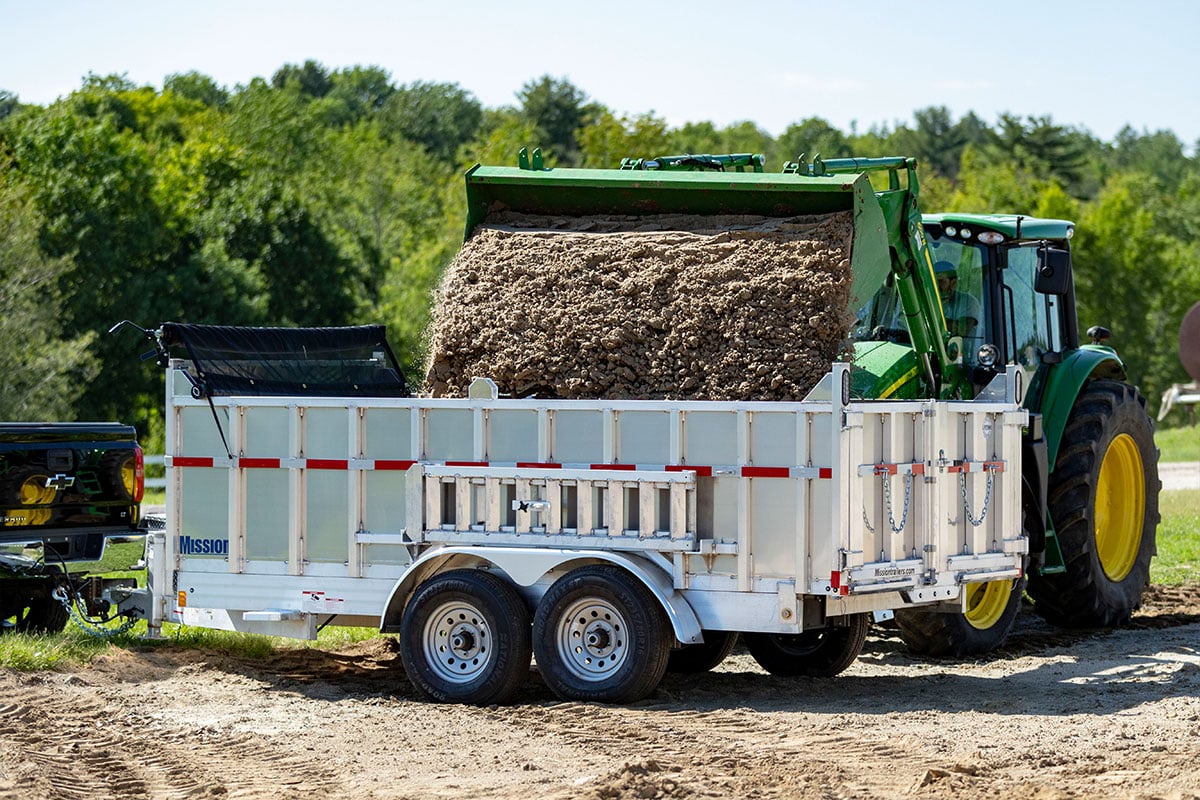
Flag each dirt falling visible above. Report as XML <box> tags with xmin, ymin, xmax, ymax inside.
<box><xmin>423</xmin><ymin>211</ymin><xmax>856</xmax><ymax>400</ymax></box>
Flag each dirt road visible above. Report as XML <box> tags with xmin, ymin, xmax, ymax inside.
<box><xmin>2</xmin><ymin>585</ymin><xmax>1198</xmax><ymax>800</ymax></box>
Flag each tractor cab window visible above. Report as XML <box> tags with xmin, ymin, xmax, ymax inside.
<box><xmin>1002</xmin><ymin>244</ymin><xmax>1064</xmax><ymax>375</ymax></box>
<box><xmin>850</xmin><ymin>235</ymin><xmax>989</xmax><ymax>371</ymax></box>
<box><xmin>926</xmin><ymin>237</ymin><xmax>987</xmax><ymax>351</ymax></box>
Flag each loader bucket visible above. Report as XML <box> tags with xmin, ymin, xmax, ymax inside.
<box><xmin>463</xmin><ymin>163</ymin><xmax>895</xmax><ymax>309</ymax></box>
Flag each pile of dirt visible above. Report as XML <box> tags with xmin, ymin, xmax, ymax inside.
<box><xmin>423</xmin><ymin>211</ymin><xmax>855</xmax><ymax>400</ymax></box>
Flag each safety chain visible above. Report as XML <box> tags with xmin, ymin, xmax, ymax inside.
<box><xmin>959</xmin><ymin>470</ymin><xmax>995</xmax><ymax>527</ymax></box>
<box><xmin>864</xmin><ymin>473</ymin><xmax>912</xmax><ymax>534</ymax></box>
<box><xmin>53</xmin><ymin>587</ymin><xmax>139</xmax><ymax>639</ymax></box>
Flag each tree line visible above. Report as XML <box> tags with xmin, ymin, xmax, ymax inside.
<box><xmin>1</xmin><ymin>62</ymin><xmax>1198</xmax><ymax>444</ymax></box>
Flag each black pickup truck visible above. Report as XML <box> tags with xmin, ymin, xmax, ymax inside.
<box><xmin>0</xmin><ymin>423</ymin><xmax>144</xmax><ymax>633</ymax></box>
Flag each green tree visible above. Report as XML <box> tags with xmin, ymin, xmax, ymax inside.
<box><xmin>9</xmin><ymin>109</ymin><xmax>168</xmax><ymax>425</ymax></box>
<box><xmin>164</xmin><ymin>71</ymin><xmax>229</xmax><ymax>108</ymax></box>
<box><xmin>271</xmin><ymin>60</ymin><xmax>333</xmax><ymax>98</ymax></box>
<box><xmin>777</xmin><ymin>117</ymin><xmax>850</xmax><ymax>163</ymax></box>
<box><xmin>381</xmin><ymin>81</ymin><xmax>482</xmax><ymax>160</ymax></box>
<box><xmin>0</xmin><ymin>181</ymin><xmax>98</xmax><ymax>420</ymax></box>
<box><xmin>577</xmin><ymin>109</ymin><xmax>671</xmax><ymax>168</ymax></box>
<box><xmin>516</xmin><ymin>75</ymin><xmax>591</xmax><ymax>165</ymax></box>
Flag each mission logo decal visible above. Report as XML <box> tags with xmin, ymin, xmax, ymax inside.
<box><xmin>178</xmin><ymin>535</ymin><xmax>229</xmax><ymax>556</ymax></box>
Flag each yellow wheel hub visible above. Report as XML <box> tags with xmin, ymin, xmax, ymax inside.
<box><xmin>964</xmin><ymin>579</ymin><xmax>1013</xmax><ymax>630</ymax></box>
<box><xmin>1095</xmin><ymin>433</ymin><xmax>1145</xmax><ymax>581</ymax></box>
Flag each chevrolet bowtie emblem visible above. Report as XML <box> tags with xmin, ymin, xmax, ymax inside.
<box><xmin>45</xmin><ymin>474</ymin><xmax>75</xmax><ymax>491</ymax></box>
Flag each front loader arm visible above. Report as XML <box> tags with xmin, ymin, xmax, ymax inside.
<box><xmin>801</xmin><ymin>157</ymin><xmax>965</xmax><ymax>398</ymax></box>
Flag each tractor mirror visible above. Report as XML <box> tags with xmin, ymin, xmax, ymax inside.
<box><xmin>1035</xmin><ymin>247</ymin><xmax>1071</xmax><ymax>295</ymax></box>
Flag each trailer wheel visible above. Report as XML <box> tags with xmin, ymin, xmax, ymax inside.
<box><xmin>399</xmin><ymin>569</ymin><xmax>531</xmax><ymax>705</ymax></box>
<box><xmin>894</xmin><ymin>575</ymin><xmax>1025</xmax><ymax>656</ymax></box>
<box><xmin>743</xmin><ymin>613</ymin><xmax>869</xmax><ymax>678</ymax></box>
<box><xmin>667</xmin><ymin>630</ymin><xmax>739</xmax><ymax>674</ymax></box>
<box><xmin>533</xmin><ymin>565</ymin><xmax>671</xmax><ymax>703</ymax></box>
<box><xmin>1029</xmin><ymin>380</ymin><xmax>1159</xmax><ymax>628</ymax></box>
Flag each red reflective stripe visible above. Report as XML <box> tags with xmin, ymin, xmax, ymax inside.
<box><xmin>517</xmin><ymin>462</ymin><xmax>562</xmax><ymax>469</ymax></box>
<box><xmin>374</xmin><ymin>460</ymin><xmax>416</xmax><ymax>471</ymax></box>
<box><xmin>307</xmin><ymin>459</ymin><xmax>348</xmax><ymax>470</ymax></box>
<box><xmin>666</xmin><ymin>465</ymin><xmax>713</xmax><ymax>477</ymax></box>
<box><xmin>818</xmin><ymin>468</ymin><xmax>833</xmax><ymax>479</ymax></box>
<box><xmin>445</xmin><ymin>460</ymin><xmax>488</xmax><ymax>467</ymax></box>
<box><xmin>911</xmin><ymin>463</ymin><xmax>926</xmax><ymax>475</ymax></box>
<box><xmin>874</xmin><ymin>463</ymin><xmax>898</xmax><ymax>475</ymax></box>
<box><xmin>590</xmin><ymin>463</ymin><xmax>637</xmax><ymax>471</ymax></box>
<box><xmin>984</xmin><ymin>460</ymin><xmax>1005</xmax><ymax>472</ymax></box>
<box><xmin>742</xmin><ymin>466</ymin><xmax>790</xmax><ymax>478</ymax></box>
<box><xmin>239</xmin><ymin>458</ymin><xmax>279</xmax><ymax>469</ymax></box>
<box><xmin>173</xmin><ymin>456</ymin><xmax>214</xmax><ymax>468</ymax></box>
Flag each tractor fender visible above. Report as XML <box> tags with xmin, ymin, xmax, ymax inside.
<box><xmin>379</xmin><ymin>546</ymin><xmax>703</xmax><ymax>645</ymax></box>
<box><xmin>1035</xmin><ymin>346</ymin><xmax>1126</xmax><ymax>465</ymax></box>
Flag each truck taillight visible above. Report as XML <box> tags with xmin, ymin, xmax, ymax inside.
<box><xmin>133</xmin><ymin>444</ymin><xmax>145</xmax><ymax>504</ymax></box>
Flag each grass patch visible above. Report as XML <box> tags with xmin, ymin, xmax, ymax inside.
<box><xmin>0</xmin><ymin>617</ymin><xmax>385</xmax><ymax>672</ymax></box>
<box><xmin>1152</xmin><ymin>488</ymin><xmax>1200</xmax><ymax>585</ymax></box>
<box><xmin>1156</xmin><ymin>426</ymin><xmax>1200</xmax><ymax>463</ymax></box>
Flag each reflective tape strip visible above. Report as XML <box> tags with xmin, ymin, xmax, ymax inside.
<box><xmin>306</xmin><ymin>459</ymin><xmax>348</xmax><ymax>470</ymax></box>
<box><xmin>169</xmin><ymin>456</ymin><xmax>833</xmax><ymax>479</ymax></box>
<box><xmin>239</xmin><ymin>458</ymin><xmax>280</xmax><ymax>469</ymax></box>
<box><xmin>171</xmin><ymin>456</ymin><xmax>214</xmax><ymax>468</ymax></box>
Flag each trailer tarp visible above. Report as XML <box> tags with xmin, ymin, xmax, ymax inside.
<box><xmin>160</xmin><ymin>323</ymin><xmax>409</xmax><ymax>397</ymax></box>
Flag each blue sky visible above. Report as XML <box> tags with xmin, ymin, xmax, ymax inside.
<box><xmin>4</xmin><ymin>0</ymin><xmax>1197</xmax><ymax>148</ymax></box>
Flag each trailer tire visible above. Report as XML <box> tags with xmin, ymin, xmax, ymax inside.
<box><xmin>667</xmin><ymin>631</ymin><xmax>738</xmax><ymax>674</ymax></box>
<box><xmin>1029</xmin><ymin>380</ymin><xmax>1159</xmax><ymax>628</ymax></box>
<box><xmin>743</xmin><ymin>613</ymin><xmax>869</xmax><ymax>678</ymax></box>
<box><xmin>533</xmin><ymin>565</ymin><xmax>671</xmax><ymax>703</ymax></box>
<box><xmin>399</xmin><ymin>569</ymin><xmax>531</xmax><ymax>705</ymax></box>
<box><xmin>894</xmin><ymin>575</ymin><xmax>1025</xmax><ymax>657</ymax></box>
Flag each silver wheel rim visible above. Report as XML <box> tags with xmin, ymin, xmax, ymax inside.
<box><xmin>555</xmin><ymin>597</ymin><xmax>630</xmax><ymax>681</ymax></box>
<box><xmin>423</xmin><ymin>600</ymin><xmax>492</xmax><ymax>685</ymax></box>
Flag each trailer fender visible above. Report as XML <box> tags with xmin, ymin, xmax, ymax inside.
<box><xmin>379</xmin><ymin>546</ymin><xmax>703</xmax><ymax>645</ymax></box>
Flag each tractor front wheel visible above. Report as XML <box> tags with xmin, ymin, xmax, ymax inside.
<box><xmin>1029</xmin><ymin>380</ymin><xmax>1159</xmax><ymax>628</ymax></box>
<box><xmin>895</xmin><ymin>574</ymin><xmax>1025</xmax><ymax>657</ymax></box>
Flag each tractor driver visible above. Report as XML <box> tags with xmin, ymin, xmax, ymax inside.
<box><xmin>934</xmin><ymin>260</ymin><xmax>982</xmax><ymax>338</ymax></box>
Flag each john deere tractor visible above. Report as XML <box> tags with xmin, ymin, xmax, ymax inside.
<box><xmin>462</xmin><ymin>151</ymin><xmax>1160</xmax><ymax>656</ymax></box>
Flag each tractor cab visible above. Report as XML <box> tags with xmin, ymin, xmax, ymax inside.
<box><xmin>851</xmin><ymin>213</ymin><xmax>1082</xmax><ymax>406</ymax></box>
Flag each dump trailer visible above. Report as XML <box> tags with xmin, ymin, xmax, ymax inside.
<box><xmin>447</xmin><ymin>150</ymin><xmax>1159</xmax><ymax>657</ymax></box>
<box><xmin>124</xmin><ymin>323</ymin><xmax>1026</xmax><ymax>705</ymax></box>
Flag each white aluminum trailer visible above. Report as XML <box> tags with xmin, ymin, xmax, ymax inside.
<box><xmin>142</xmin><ymin>358</ymin><xmax>1027</xmax><ymax>704</ymax></box>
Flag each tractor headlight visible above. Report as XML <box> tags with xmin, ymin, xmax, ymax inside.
<box><xmin>977</xmin><ymin>343</ymin><xmax>1000</xmax><ymax>367</ymax></box>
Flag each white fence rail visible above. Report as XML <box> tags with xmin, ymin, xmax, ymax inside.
<box><xmin>145</xmin><ymin>454</ymin><xmax>166</xmax><ymax>490</ymax></box>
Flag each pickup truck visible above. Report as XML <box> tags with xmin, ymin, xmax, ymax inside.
<box><xmin>0</xmin><ymin>422</ymin><xmax>144</xmax><ymax>632</ymax></box>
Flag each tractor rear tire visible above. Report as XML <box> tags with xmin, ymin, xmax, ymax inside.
<box><xmin>894</xmin><ymin>575</ymin><xmax>1025</xmax><ymax>657</ymax></box>
<box><xmin>1029</xmin><ymin>380</ymin><xmax>1159</xmax><ymax>628</ymax></box>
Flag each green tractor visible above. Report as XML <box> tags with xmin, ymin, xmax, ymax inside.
<box><xmin>462</xmin><ymin>152</ymin><xmax>1160</xmax><ymax>656</ymax></box>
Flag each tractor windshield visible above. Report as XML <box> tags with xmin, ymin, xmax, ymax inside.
<box><xmin>851</xmin><ymin>234</ymin><xmax>989</xmax><ymax>367</ymax></box>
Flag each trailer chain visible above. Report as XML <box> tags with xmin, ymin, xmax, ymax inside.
<box><xmin>959</xmin><ymin>471</ymin><xmax>994</xmax><ymax>527</ymax></box>
<box><xmin>53</xmin><ymin>587</ymin><xmax>138</xmax><ymax>639</ymax></box>
<box><xmin>864</xmin><ymin>473</ymin><xmax>912</xmax><ymax>535</ymax></box>
<box><xmin>882</xmin><ymin>472</ymin><xmax>913</xmax><ymax>533</ymax></box>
